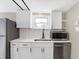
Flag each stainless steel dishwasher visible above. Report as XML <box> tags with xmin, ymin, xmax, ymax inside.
<box><xmin>53</xmin><ymin>43</ymin><xmax>71</xmax><ymax>59</ymax></box>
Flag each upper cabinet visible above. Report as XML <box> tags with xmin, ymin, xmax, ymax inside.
<box><xmin>16</xmin><ymin>10</ymin><xmax>30</xmax><ymax>28</ymax></box>
<box><xmin>31</xmin><ymin>12</ymin><xmax>52</xmax><ymax>29</ymax></box>
<box><xmin>52</xmin><ymin>11</ymin><xmax>62</xmax><ymax>29</ymax></box>
<box><xmin>16</xmin><ymin>10</ymin><xmax>63</xmax><ymax>29</ymax></box>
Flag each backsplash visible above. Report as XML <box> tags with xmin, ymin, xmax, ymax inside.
<box><xmin>20</xmin><ymin>28</ymin><xmax>50</xmax><ymax>39</ymax></box>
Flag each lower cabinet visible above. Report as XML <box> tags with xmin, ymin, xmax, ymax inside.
<box><xmin>32</xmin><ymin>47</ymin><xmax>53</xmax><ymax>59</ymax></box>
<box><xmin>19</xmin><ymin>48</ymin><xmax>31</xmax><ymax>59</ymax></box>
<box><xmin>11</xmin><ymin>42</ymin><xmax>71</xmax><ymax>59</ymax></box>
<box><xmin>32</xmin><ymin>48</ymin><xmax>42</xmax><ymax>59</ymax></box>
<box><xmin>11</xmin><ymin>43</ymin><xmax>19</xmax><ymax>59</ymax></box>
<box><xmin>11</xmin><ymin>42</ymin><xmax>53</xmax><ymax>59</ymax></box>
<box><xmin>43</xmin><ymin>48</ymin><xmax>53</xmax><ymax>59</ymax></box>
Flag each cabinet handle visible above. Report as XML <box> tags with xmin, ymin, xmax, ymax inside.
<box><xmin>17</xmin><ymin>48</ymin><xmax>19</xmax><ymax>52</ymax></box>
<box><xmin>41</xmin><ymin>48</ymin><xmax>43</xmax><ymax>52</ymax></box>
<box><xmin>41</xmin><ymin>48</ymin><xmax>45</xmax><ymax>53</ymax></box>
<box><xmin>30</xmin><ymin>48</ymin><xmax>32</xmax><ymax>53</ymax></box>
<box><xmin>12</xmin><ymin>44</ymin><xmax>16</xmax><ymax>46</ymax></box>
<box><xmin>42</xmin><ymin>48</ymin><xmax>45</xmax><ymax>53</ymax></box>
<box><xmin>23</xmin><ymin>44</ymin><xmax>28</xmax><ymax>46</ymax></box>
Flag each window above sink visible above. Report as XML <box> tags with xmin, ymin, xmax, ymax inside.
<box><xmin>31</xmin><ymin>12</ymin><xmax>52</xmax><ymax>29</ymax></box>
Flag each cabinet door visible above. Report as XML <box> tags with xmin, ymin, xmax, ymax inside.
<box><xmin>16</xmin><ymin>10</ymin><xmax>30</xmax><ymax>28</ymax></box>
<box><xmin>0</xmin><ymin>19</ymin><xmax>6</xmax><ymax>35</ymax></box>
<box><xmin>32</xmin><ymin>48</ymin><xmax>42</xmax><ymax>59</ymax></box>
<box><xmin>52</xmin><ymin>11</ymin><xmax>62</xmax><ymax>29</ymax></box>
<box><xmin>43</xmin><ymin>48</ymin><xmax>53</xmax><ymax>59</ymax></box>
<box><xmin>19</xmin><ymin>47</ymin><xmax>31</xmax><ymax>59</ymax></box>
<box><xmin>0</xmin><ymin>37</ymin><xmax>6</xmax><ymax>59</ymax></box>
<box><xmin>11</xmin><ymin>46</ymin><xmax>19</xmax><ymax>59</ymax></box>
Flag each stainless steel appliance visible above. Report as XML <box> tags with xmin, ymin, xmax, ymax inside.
<box><xmin>50</xmin><ymin>30</ymin><xmax>69</xmax><ymax>41</ymax></box>
<box><xmin>0</xmin><ymin>18</ymin><xmax>19</xmax><ymax>59</ymax></box>
<box><xmin>54</xmin><ymin>43</ymin><xmax>71</xmax><ymax>59</ymax></box>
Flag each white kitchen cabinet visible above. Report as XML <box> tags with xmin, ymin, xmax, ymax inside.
<box><xmin>62</xmin><ymin>19</ymin><xmax>67</xmax><ymax>30</ymax></box>
<box><xmin>11</xmin><ymin>42</ymin><xmax>32</xmax><ymax>59</ymax></box>
<box><xmin>11</xmin><ymin>42</ymin><xmax>53</xmax><ymax>59</ymax></box>
<box><xmin>32</xmin><ymin>47</ymin><xmax>53</xmax><ymax>59</ymax></box>
<box><xmin>32</xmin><ymin>48</ymin><xmax>42</xmax><ymax>59</ymax></box>
<box><xmin>11</xmin><ymin>40</ymin><xmax>71</xmax><ymax>59</ymax></box>
<box><xmin>32</xmin><ymin>42</ymin><xmax>53</xmax><ymax>59</ymax></box>
<box><xmin>19</xmin><ymin>48</ymin><xmax>31</xmax><ymax>59</ymax></box>
<box><xmin>16</xmin><ymin>10</ymin><xmax>30</xmax><ymax>28</ymax></box>
<box><xmin>11</xmin><ymin>43</ymin><xmax>19</xmax><ymax>59</ymax></box>
<box><xmin>0</xmin><ymin>19</ymin><xmax>6</xmax><ymax>35</ymax></box>
<box><xmin>52</xmin><ymin>11</ymin><xmax>62</xmax><ymax>29</ymax></box>
<box><xmin>18</xmin><ymin>43</ymin><xmax>31</xmax><ymax>59</ymax></box>
<box><xmin>0</xmin><ymin>37</ymin><xmax>6</xmax><ymax>59</ymax></box>
<box><xmin>43</xmin><ymin>48</ymin><xmax>53</xmax><ymax>59</ymax></box>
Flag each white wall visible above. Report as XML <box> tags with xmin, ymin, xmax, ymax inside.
<box><xmin>0</xmin><ymin>12</ymin><xmax>16</xmax><ymax>21</ymax></box>
<box><xmin>20</xmin><ymin>28</ymin><xmax>50</xmax><ymax>39</ymax></box>
<box><xmin>66</xmin><ymin>2</ymin><xmax>79</xmax><ymax>59</ymax></box>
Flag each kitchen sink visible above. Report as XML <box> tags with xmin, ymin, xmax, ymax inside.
<box><xmin>34</xmin><ymin>39</ymin><xmax>52</xmax><ymax>41</ymax></box>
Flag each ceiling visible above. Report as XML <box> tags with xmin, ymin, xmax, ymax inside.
<box><xmin>0</xmin><ymin>0</ymin><xmax>79</xmax><ymax>12</ymax></box>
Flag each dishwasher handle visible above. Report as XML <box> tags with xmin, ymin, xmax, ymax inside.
<box><xmin>54</xmin><ymin>44</ymin><xmax>71</xmax><ymax>47</ymax></box>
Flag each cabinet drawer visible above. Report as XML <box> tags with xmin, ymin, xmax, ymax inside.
<box><xmin>32</xmin><ymin>42</ymin><xmax>53</xmax><ymax>48</ymax></box>
<box><xmin>10</xmin><ymin>43</ymin><xmax>18</xmax><ymax>47</ymax></box>
<box><xmin>19</xmin><ymin>43</ymin><xmax>31</xmax><ymax>47</ymax></box>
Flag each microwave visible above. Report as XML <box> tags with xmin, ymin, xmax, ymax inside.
<box><xmin>50</xmin><ymin>31</ymin><xmax>69</xmax><ymax>41</ymax></box>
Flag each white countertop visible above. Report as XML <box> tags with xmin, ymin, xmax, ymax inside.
<box><xmin>11</xmin><ymin>38</ymin><xmax>71</xmax><ymax>43</ymax></box>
